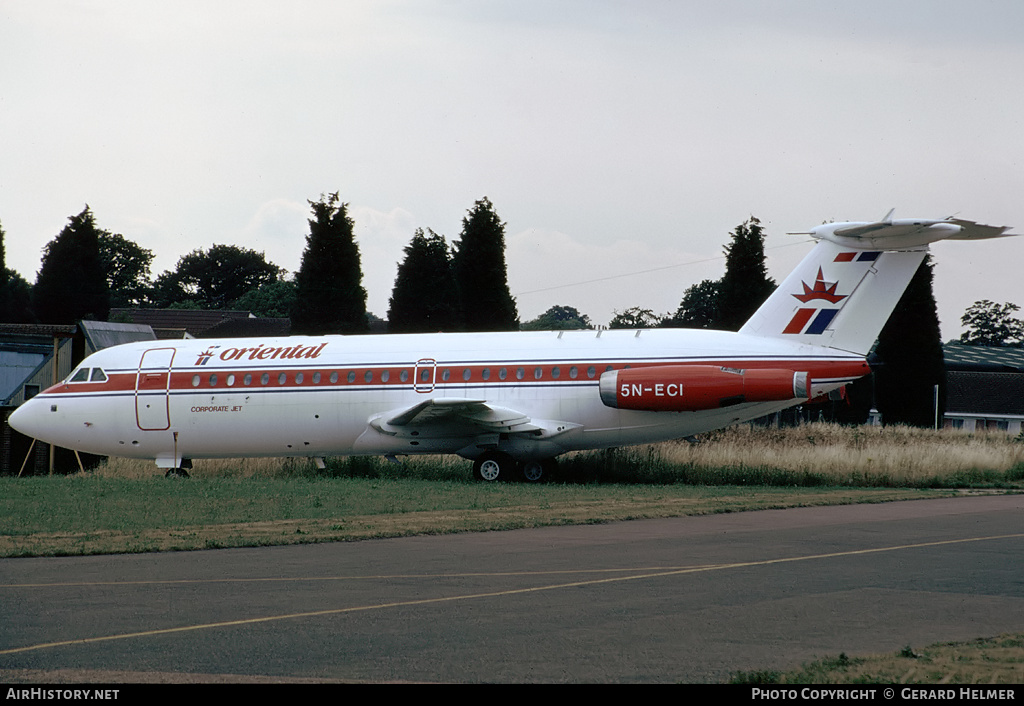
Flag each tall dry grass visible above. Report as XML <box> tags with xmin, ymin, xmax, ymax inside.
<box><xmin>560</xmin><ymin>424</ymin><xmax>1024</xmax><ymax>487</ymax></box>
<box><xmin>91</xmin><ymin>423</ymin><xmax>1024</xmax><ymax>488</ymax></box>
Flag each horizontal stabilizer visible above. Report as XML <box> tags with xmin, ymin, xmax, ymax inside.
<box><xmin>944</xmin><ymin>219</ymin><xmax>1016</xmax><ymax>241</ymax></box>
<box><xmin>811</xmin><ymin>216</ymin><xmax>1015</xmax><ymax>250</ymax></box>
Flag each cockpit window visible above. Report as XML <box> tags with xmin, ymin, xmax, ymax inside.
<box><xmin>69</xmin><ymin>367</ymin><xmax>107</xmax><ymax>383</ymax></box>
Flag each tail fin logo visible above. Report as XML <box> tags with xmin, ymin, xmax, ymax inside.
<box><xmin>782</xmin><ymin>267</ymin><xmax>847</xmax><ymax>335</ymax></box>
<box><xmin>792</xmin><ymin>268</ymin><xmax>847</xmax><ymax>304</ymax></box>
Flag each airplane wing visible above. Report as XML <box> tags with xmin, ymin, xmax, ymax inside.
<box><xmin>369</xmin><ymin>397</ymin><xmax>580</xmax><ymax>439</ymax></box>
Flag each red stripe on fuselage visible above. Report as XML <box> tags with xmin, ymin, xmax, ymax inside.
<box><xmin>41</xmin><ymin>358</ymin><xmax>870</xmax><ymax>396</ymax></box>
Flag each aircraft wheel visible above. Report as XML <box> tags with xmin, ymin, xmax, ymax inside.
<box><xmin>473</xmin><ymin>452</ymin><xmax>513</xmax><ymax>482</ymax></box>
<box><xmin>165</xmin><ymin>467</ymin><xmax>190</xmax><ymax>479</ymax></box>
<box><xmin>518</xmin><ymin>459</ymin><xmax>550</xmax><ymax>483</ymax></box>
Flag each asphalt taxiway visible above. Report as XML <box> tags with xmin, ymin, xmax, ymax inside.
<box><xmin>2</xmin><ymin>494</ymin><xmax>1022</xmax><ymax>683</ymax></box>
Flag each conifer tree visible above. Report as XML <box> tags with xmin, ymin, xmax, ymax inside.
<box><xmin>0</xmin><ymin>220</ymin><xmax>33</xmax><ymax>323</ymax></box>
<box><xmin>388</xmin><ymin>228</ymin><xmax>460</xmax><ymax>333</ymax></box>
<box><xmin>291</xmin><ymin>193</ymin><xmax>368</xmax><ymax>335</ymax></box>
<box><xmin>716</xmin><ymin>217</ymin><xmax>776</xmax><ymax>331</ymax></box>
<box><xmin>32</xmin><ymin>207</ymin><xmax>110</xmax><ymax>324</ymax></box>
<box><xmin>873</xmin><ymin>256</ymin><xmax>945</xmax><ymax>427</ymax></box>
<box><xmin>0</xmin><ymin>219</ymin><xmax>9</xmax><ymax>321</ymax></box>
<box><xmin>452</xmin><ymin>197</ymin><xmax>518</xmax><ymax>332</ymax></box>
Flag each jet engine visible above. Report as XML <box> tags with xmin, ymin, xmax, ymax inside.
<box><xmin>599</xmin><ymin>365</ymin><xmax>809</xmax><ymax>412</ymax></box>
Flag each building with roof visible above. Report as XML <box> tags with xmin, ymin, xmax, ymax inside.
<box><xmin>1</xmin><ymin>321</ymin><xmax>156</xmax><ymax>475</ymax></box>
<box><xmin>943</xmin><ymin>342</ymin><xmax>1024</xmax><ymax>434</ymax></box>
<box><xmin>110</xmin><ymin>308</ymin><xmax>291</xmax><ymax>339</ymax></box>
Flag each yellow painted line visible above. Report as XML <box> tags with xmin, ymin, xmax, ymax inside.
<box><xmin>2</xmin><ymin>532</ymin><xmax>1021</xmax><ymax>656</ymax></box>
<box><xmin>0</xmin><ymin>565</ymin><xmax>730</xmax><ymax>589</ymax></box>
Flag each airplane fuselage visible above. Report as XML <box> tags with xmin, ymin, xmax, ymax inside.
<box><xmin>13</xmin><ymin>328</ymin><xmax>867</xmax><ymax>469</ymax></box>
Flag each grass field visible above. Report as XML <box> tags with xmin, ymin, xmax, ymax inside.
<box><xmin>732</xmin><ymin>634</ymin><xmax>1024</xmax><ymax>684</ymax></box>
<box><xmin>2</xmin><ymin>423</ymin><xmax>1021</xmax><ymax>557</ymax></box>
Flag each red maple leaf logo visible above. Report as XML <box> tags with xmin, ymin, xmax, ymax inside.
<box><xmin>792</xmin><ymin>268</ymin><xmax>847</xmax><ymax>304</ymax></box>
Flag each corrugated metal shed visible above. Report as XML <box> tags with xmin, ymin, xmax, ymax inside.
<box><xmin>80</xmin><ymin>320</ymin><xmax>156</xmax><ymax>352</ymax></box>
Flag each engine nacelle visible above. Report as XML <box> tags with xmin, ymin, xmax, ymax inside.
<box><xmin>598</xmin><ymin>365</ymin><xmax>809</xmax><ymax>412</ymax></box>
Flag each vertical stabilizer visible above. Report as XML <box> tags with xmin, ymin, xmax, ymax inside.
<box><xmin>739</xmin><ymin>216</ymin><xmax>1015</xmax><ymax>356</ymax></box>
<box><xmin>739</xmin><ymin>240</ymin><xmax>925</xmax><ymax>355</ymax></box>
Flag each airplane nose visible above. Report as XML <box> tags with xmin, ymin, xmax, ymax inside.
<box><xmin>8</xmin><ymin>397</ymin><xmax>51</xmax><ymax>442</ymax></box>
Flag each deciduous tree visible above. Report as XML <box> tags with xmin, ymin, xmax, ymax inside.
<box><xmin>662</xmin><ymin>279</ymin><xmax>720</xmax><ymax>329</ymax></box>
<box><xmin>608</xmin><ymin>306</ymin><xmax>662</xmax><ymax>329</ymax></box>
<box><xmin>232</xmin><ymin>277</ymin><xmax>297</xmax><ymax>318</ymax></box>
<box><xmin>521</xmin><ymin>305</ymin><xmax>593</xmax><ymax>330</ymax></box>
<box><xmin>99</xmin><ymin>232</ymin><xmax>154</xmax><ymax>308</ymax></box>
<box><xmin>153</xmin><ymin>244</ymin><xmax>282</xmax><ymax>309</ymax></box>
<box><xmin>959</xmin><ymin>300</ymin><xmax>1024</xmax><ymax>347</ymax></box>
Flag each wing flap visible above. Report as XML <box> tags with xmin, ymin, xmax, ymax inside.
<box><xmin>370</xmin><ymin>397</ymin><xmax>579</xmax><ymax>439</ymax></box>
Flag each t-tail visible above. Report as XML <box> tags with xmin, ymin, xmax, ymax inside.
<box><xmin>739</xmin><ymin>212</ymin><xmax>1015</xmax><ymax>356</ymax></box>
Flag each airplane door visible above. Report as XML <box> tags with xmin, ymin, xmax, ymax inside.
<box><xmin>414</xmin><ymin>358</ymin><xmax>436</xmax><ymax>393</ymax></box>
<box><xmin>136</xmin><ymin>348</ymin><xmax>176</xmax><ymax>431</ymax></box>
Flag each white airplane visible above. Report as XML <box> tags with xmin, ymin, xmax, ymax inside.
<box><xmin>9</xmin><ymin>213</ymin><xmax>1014</xmax><ymax>481</ymax></box>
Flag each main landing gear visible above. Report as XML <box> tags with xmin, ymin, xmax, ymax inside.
<box><xmin>471</xmin><ymin>452</ymin><xmax>557</xmax><ymax>483</ymax></box>
<box><xmin>164</xmin><ymin>459</ymin><xmax>192</xmax><ymax>479</ymax></box>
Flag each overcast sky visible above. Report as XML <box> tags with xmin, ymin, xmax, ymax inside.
<box><xmin>2</xmin><ymin>0</ymin><xmax>1022</xmax><ymax>336</ymax></box>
